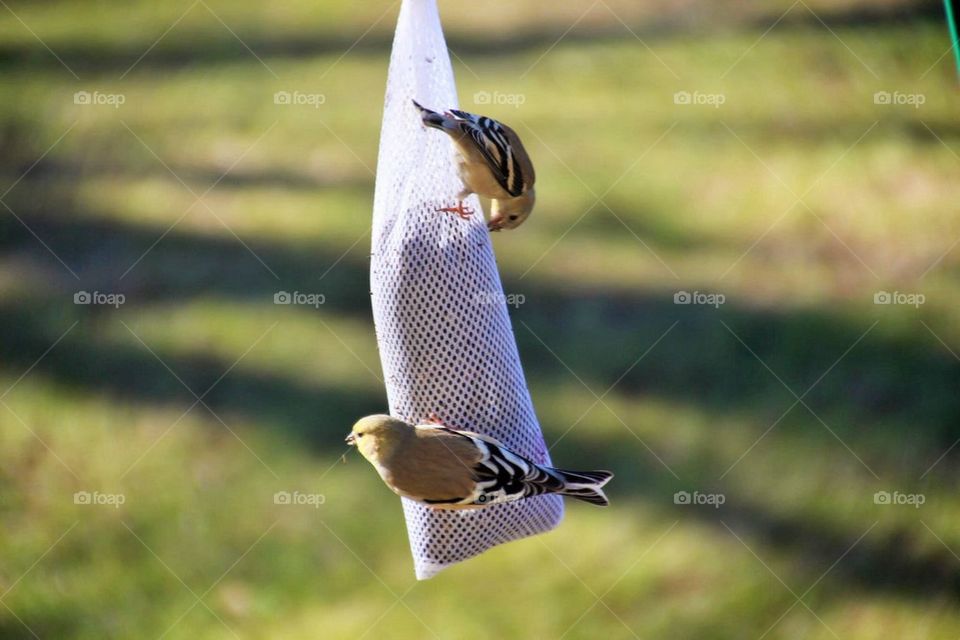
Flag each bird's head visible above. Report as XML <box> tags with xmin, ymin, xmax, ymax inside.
<box><xmin>345</xmin><ymin>414</ymin><xmax>412</xmax><ymax>463</ymax></box>
<box><xmin>489</xmin><ymin>188</ymin><xmax>535</xmax><ymax>231</ymax></box>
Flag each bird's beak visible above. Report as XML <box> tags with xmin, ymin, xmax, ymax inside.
<box><xmin>345</xmin><ymin>433</ymin><xmax>356</xmax><ymax>446</ymax></box>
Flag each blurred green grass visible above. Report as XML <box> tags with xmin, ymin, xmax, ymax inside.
<box><xmin>2</xmin><ymin>0</ymin><xmax>960</xmax><ymax>638</ymax></box>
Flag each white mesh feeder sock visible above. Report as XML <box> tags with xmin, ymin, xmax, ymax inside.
<box><xmin>370</xmin><ymin>0</ymin><xmax>564</xmax><ymax>580</ymax></box>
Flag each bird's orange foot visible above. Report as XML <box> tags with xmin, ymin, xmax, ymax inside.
<box><xmin>436</xmin><ymin>201</ymin><xmax>474</xmax><ymax>220</ymax></box>
<box><xmin>426</xmin><ymin>413</ymin><xmax>464</xmax><ymax>431</ymax></box>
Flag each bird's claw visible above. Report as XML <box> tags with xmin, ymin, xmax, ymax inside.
<box><xmin>436</xmin><ymin>201</ymin><xmax>474</xmax><ymax>220</ymax></box>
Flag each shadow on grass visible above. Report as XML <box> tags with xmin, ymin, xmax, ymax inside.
<box><xmin>17</xmin><ymin>158</ymin><xmax>373</xmax><ymax>193</ymax></box>
<box><xmin>0</xmin><ymin>1</ymin><xmax>943</xmax><ymax>75</ymax></box>
<box><xmin>0</xmin><ymin>299</ymin><xmax>379</xmax><ymax>447</ymax></box>
<box><xmin>716</xmin><ymin>503</ymin><xmax>960</xmax><ymax>600</ymax></box>
<box><xmin>0</xmin><ymin>209</ymin><xmax>372</xmax><ymax>315</ymax></box>
<box><xmin>3</xmin><ymin>207</ymin><xmax>958</xmax><ymax>458</ymax></box>
<box><xmin>0</xmin><ymin>614</ymin><xmax>81</xmax><ymax>640</ymax></box>
<box><xmin>2</xmin><ymin>106</ymin><xmax>959</xmax><ymax>607</ymax></box>
<box><xmin>664</xmin><ymin>118</ymin><xmax>960</xmax><ymax>149</ymax></box>
<box><xmin>512</xmin><ymin>279</ymin><xmax>960</xmax><ymax>449</ymax></box>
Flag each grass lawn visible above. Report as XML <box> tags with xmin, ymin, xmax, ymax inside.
<box><xmin>1</xmin><ymin>0</ymin><xmax>959</xmax><ymax>637</ymax></box>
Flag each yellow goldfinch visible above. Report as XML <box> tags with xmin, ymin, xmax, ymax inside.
<box><xmin>413</xmin><ymin>100</ymin><xmax>536</xmax><ymax>232</ymax></box>
<box><xmin>346</xmin><ymin>414</ymin><xmax>613</xmax><ymax>508</ymax></box>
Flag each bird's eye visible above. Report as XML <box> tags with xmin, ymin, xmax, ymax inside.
<box><xmin>357</xmin><ymin>433</ymin><xmax>364</xmax><ymax>438</ymax></box>
<box><xmin>509</xmin><ymin>215</ymin><xmax>518</xmax><ymax>220</ymax></box>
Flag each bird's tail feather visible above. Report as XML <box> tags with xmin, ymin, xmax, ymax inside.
<box><xmin>551</xmin><ymin>469</ymin><xmax>614</xmax><ymax>507</ymax></box>
<box><xmin>412</xmin><ymin>99</ymin><xmax>452</xmax><ymax>131</ymax></box>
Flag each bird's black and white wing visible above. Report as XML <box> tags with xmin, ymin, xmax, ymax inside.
<box><xmin>461</xmin><ymin>434</ymin><xmax>563</xmax><ymax>507</ymax></box>
<box><xmin>449</xmin><ymin>109</ymin><xmax>525</xmax><ymax>197</ymax></box>
<box><xmin>414</xmin><ymin>424</ymin><xmax>612</xmax><ymax>508</ymax></box>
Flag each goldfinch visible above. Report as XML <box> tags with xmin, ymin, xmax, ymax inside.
<box><xmin>346</xmin><ymin>414</ymin><xmax>613</xmax><ymax>508</ymax></box>
<box><xmin>413</xmin><ymin>100</ymin><xmax>536</xmax><ymax>232</ymax></box>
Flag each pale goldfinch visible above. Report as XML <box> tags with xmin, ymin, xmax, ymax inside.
<box><xmin>413</xmin><ymin>100</ymin><xmax>536</xmax><ymax>232</ymax></box>
<box><xmin>346</xmin><ymin>414</ymin><xmax>613</xmax><ymax>508</ymax></box>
